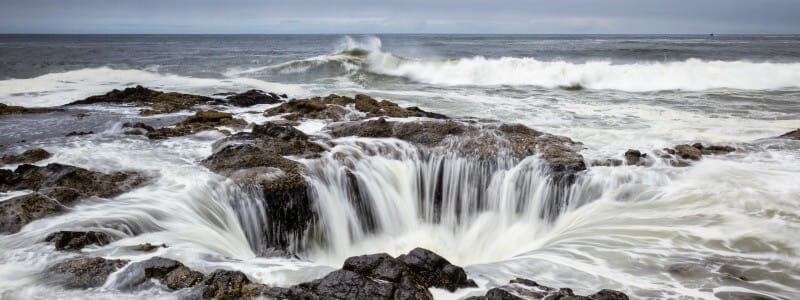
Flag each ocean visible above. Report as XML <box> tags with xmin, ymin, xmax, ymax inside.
<box><xmin>0</xmin><ymin>34</ymin><xmax>799</xmax><ymax>299</ymax></box>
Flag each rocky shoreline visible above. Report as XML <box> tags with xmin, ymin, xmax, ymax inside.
<box><xmin>3</xmin><ymin>86</ymin><xmax>798</xmax><ymax>299</ymax></box>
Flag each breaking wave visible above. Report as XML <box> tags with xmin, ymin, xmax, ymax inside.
<box><xmin>264</xmin><ymin>36</ymin><xmax>800</xmax><ymax>92</ymax></box>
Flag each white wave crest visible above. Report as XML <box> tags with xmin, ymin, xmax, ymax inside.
<box><xmin>0</xmin><ymin>67</ymin><xmax>307</xmax><ymax>107</ymax></box>
<box><xmin>367</xmin><ymin>56</ymin><xmax>800</xmax><ymax>91</ymax></box>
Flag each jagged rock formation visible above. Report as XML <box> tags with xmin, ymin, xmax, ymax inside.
<box><xmin>0</xmin><ymin>103</ymin><xmax>62</xmax><ymax>115</ymax></box>
<box><xmin>0</xmin><ymin>163</ymin><xmax>145</xmax><ymax>233</ymax></box>
<box><xmin>465</xmin><ymin>278</ymin><xmax>628</xmax><ymax>300</ymax></box>
<box><xmin>67</xmin><ymin>85</ymin><xmax>222</xmax><ymax>115</ymax></box>
<box><xmin>1</xmin><ymin>148</ymin><xmax>51</xmax><ymax>164</ymax></box>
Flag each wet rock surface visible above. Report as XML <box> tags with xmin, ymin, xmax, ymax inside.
<box><xmin>266</xmin><ymin>94</ymin><xmax>448</xmax><ymax>121</ymax></box>
<box><xmin>67</xmin><ymin>85</ymin><xmax>223</xmax><ymax>115</ymax></box>
<box><xmin>0</xmin><ymin>103</ymin><xmax>62</xmax><ymax>115</ymax></box>
<box><xmin>1</xmin><ymin>148</ymin><xmax>51</xmax><ymax>164</ymax></box>
<box><xmin>47</xmin><ymin>257</ymin><xmax>129</xmax><ymax>288</ymax></box>
<box><xmin>224</xmin><ymin>89</ymin><xmax>284</xmax><ymax>107</ymax></box>
<box><xmin>124</xmin><ymin>110</ymin><xmax>247</xmax><ymax>139</ymax></box>
<box><xmin>330</xmin><ymin>118</ymin><xmax>585</xmax><ymax>176</ymax></box>
<box><xmin>202</xmin><ymin>122</ymin><xmax>324</xmax><ymax>250</ymax></box>
<box><xmin>45</xmin><ymin>231</ymin><xmax>113</xmax><ymax>251</ymax></box>
<box><xmin>466</xmin><ymin>278</ymin><xmax>629</xmax><ymax>300</ymax></box>
<box><xmin>0</xmin><ymin>163</ymin><xmax>146</xmax><ymax>233</ymax></box>
<box><xmin>114</xmin><ymin>257</ymin><xmax>204</xmax><ymax>291</ymax></box>
<box><xmin>261</xmin><ymin>247</ymin><xmax>476</xmax><ymax>300</ymax></box>
<box><xmin>777</xmin><ymin>129</ymin><xmax>800</xmax><ymax>140</ymax></box>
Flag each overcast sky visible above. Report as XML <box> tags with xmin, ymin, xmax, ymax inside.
<box><xmin>1</xmin><ymin>0</ymin><xmax>798</xmax><ymax>34</ymax></box>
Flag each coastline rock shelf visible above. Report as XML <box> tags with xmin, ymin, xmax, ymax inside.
<box><xmin>11</xmin><ymin>86</ymin><xmax>797</xmax><ymax>299</ymax></box>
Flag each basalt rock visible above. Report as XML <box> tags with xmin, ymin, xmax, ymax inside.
<box><xmin>266</xmin><ymin>94</ymin><xmax>448</xmax><ymax>121</ymax></box>
<box><xmin>267</xmin><ymin>248</ymin><xmax>475</xmax><ymax>300</ymax></box>
<box><xmin>202</xmin><ymin>123</ymin><xmax>324</xmax><ymax>250</ymax></box>
<box><xmin>225</xmin><ymin>89</ymin><xmax>283</xmax><ymax>107</ymax></box>
<box><xmin>68</xmin><ymin>85</ymin><xmax>222</xmax><ymax>115</ymax></box>
<box><xmin>467</xmin><ymin>278</ymin><xmax>628</xmax><ymax>300</ymax></box>
<box><xmin>47</xmin><ymin>257</ymin><xmax>130</xmax><ymax>289</ymax></box>
<box><xmin>1</xmin><ymin>148</ymin><xmax>51</xmax><ymax>164</ymax></box>
<box><xmin>113</xmin><ymin>257</ymin><xmax>204</xmax><ymax>291</ymax></box>
<box><xmin>199</xmin><ymin>270</ymin><xmax>272</xmax><ymax>299</ymax></box>
<box><xmin>45</xmin><ymin>231</ymin><xmax>113</xmax><ymax>251</ymax></box>
<box><xmin>778</xmin><ymin>129</ymin><xmax>800</xmax><ymax>140</ymax></box>
<box><xmin>330</xmin><ymin>118</ymin><xmax>585</xmax><ymax>176</ymax></box>
<box><xmin>591</xmin><ymin>159</ymin><xmax>623</xmax><ymax>167</ymax></box>
<box><xmin>396</xmin><ymin>247</ymin><xmax>477</xmax><ymax>292</ymax></box>
<box><xmin>0</xmin><ymin>103</ymin><xmax>62</xmax><ymax>115</ymax></box>
<box><xmin>0</xmin><ymin>163</ymin><xmax>145</xmax><ymax>233</ymax></box>
<box><xmin>624</xmin><ymin>149</ymin><xmax>647</xmax><ymax>166</ymax></box>
<box><xmin>674</xmin><ymin>144</ymin><xmax>703</xmax><ymax>161</ymax></box>
<box><xmin>124</xmin><ymin>110</ymin><xmax>247</xmax><ymax>140</ymax></box>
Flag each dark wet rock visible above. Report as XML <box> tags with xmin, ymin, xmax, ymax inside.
<box><xmin>130</xmin><ymin>243</ymin><xmax>168</xmax><ymax>252</ymax></box>
<box><xmin>0</xmin><ymin>192</ymin><xmax>65</xmax><ymax>233</ymax></box>
<box><xmin>673</xmin><ymin>144</ymin><xmax>703</xmax><ymax>161</ymax></box>
<box><xmin>0</xmin><ymin>163</ymin><xmax>146</xmax><ymax>233</ymax></box>
<box><xmin>202</xmin><ymin>123</ymin><xmax>324</xmax><ymax>250</ymax></box>
<box><xmin>591</xmin><ymin>159</ymin><xmax>623</xmax><ymax>167</ymax></box>
<box><xmin>67</xmin><ymin>85</ymin><xmax>222</xmax><ymax>115</ymax></box>
<box><xmin>114</xmin><ymin>257</ymin><xmax>204</xmax><ymax>291</ymax></box>
<box><xmin>225</xmin><ymin>89</ymin><xmax>283</xmax><ymax>107</ymax></box>
<box><xmin>45</xmin><ymin>231</ymin><xmax>112</xmax><ymax>251</ymax></box>
<box><xmin>66</xmin><ymin>131</ymin><xmax>95</xmax><ymax>137</ymax></box>
<box><xmin>266</xmin><ymin>94</ymin><xmax>448</xmax><ymax>121</ymax></box>
<box><xmin>330</xmin><ymin>119</ymin><xmax>585</xmax><ymax>176</ymax></box>
<box><xmin>701</xmin><ymin>145</ymin><xmax>736</xmax><ymax>155</ymax></box>
<box><xmin>200</xmin><ymin>270</ymin><xmax>267</xmax><ymax>299</ymax></box>
<box><xmin>778</xmin><ymin>129</ymin><xmax>800</xmax><ymax>140</ymax></box>
<box><xmin>624</xmin><ymin>149</ymin><xmax>647</xmax><ymax>166</ymax></box>
<box><xmin>1</xmin><ymin>148</ymin><xmax>51</xmax><ymax>164</ymax></box>
<box><xmin>471</xmin><ymin>278</ymin><xmax>628</xmax><ymax>300</ymax></box>
<box><xmin>122</xmin><ymin>122</ymin><xmax>156</xmax><ymax>135</ymax></box>
<box><xmin>0</xmin><ymin>103</ymin><xmax>62</xmax><ymax>115</ymax></box>
<box><xmin>397</xmin><ymin>247</ymin><xmax>477</xmax><ymax>291</ymax></box>
<box><xmin>129</xmin><ymin>110</ymin><xmax>247</xmax><ymax>140</ymax></box>
<box><xmin>47</xmin><ymin>257</ymin><xmax>129</xmax><ymax>289</ymax></box>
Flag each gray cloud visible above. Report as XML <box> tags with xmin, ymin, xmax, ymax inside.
<box><xmin>1</xmin><ymin>0</ymin><xmax>798</xmax><ymax>34</ymax></box>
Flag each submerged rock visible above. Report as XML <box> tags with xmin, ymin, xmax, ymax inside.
<box><xmin>45</xmin><ymin>231</ymin><xmax>112</xmax><ymax>251</ymax></box>
<box><xmin>624</xmin><ymin>149</ymin><xmax>647</xmax><ymax>166</ymax></box>
<box><xmin>1</xmin><ymin>148</ymin><xmax>51</xmax><ymax>164</ymax></box>
<box><xmin>225</xmin><ymin>89</ymin><xmax>283</xmax><ymax>107</ymax></box>
<box><xmin>0</xmin><ymin>163</ymin><xmax>145</xmax><ymax>233</ymax></box>
<box><xmin>47</xmin><ymin>257</ymin><xmax>129</xmax><ymax>289</ymax></box>
<box><xmin>67</xmin><ymin>85</ymin><xmax>222</xmax><ymax>115</ymax></box>
<box><xmin>467</xmin><ymin>278</ymin><xmax>628</xmax><ymax>300</ymax></box>
<box><xmin>0</xmin><ymin>103</ymin><xmax>62</xmax><ymax>115</ymax></box>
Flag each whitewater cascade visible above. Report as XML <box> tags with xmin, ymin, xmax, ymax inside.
<box><xmin>216</xmin><ymin>137</ymin><xmax>635</xmax><ymax>265</ymax></box>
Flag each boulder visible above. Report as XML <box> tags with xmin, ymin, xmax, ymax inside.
<box><xmin>47</xmin><ymin>257</ymin><xmax>129</xmax><ymax>289</ymax></box>
<box><xmin>225</xmin><ymin>90</ymin><xmax>283</xmax><ymax>107</ymax></box>
<box><xmin>624</xmin><ymin>149</ymin><xmax>646</xmax><ymax>166</ymax></box>
<box><xmin>0</xmin><ymin>163</ymin><xmax>145</xmax><ymax>233</ymax></box>
<box><xmin>1</xmin><ymin>148</ymin><xmax>51</xmax><ymax>164</ymax></box>
<box><xmin>396</xmin><ymin>247</ymin><xmax>477</xmax><ymax>292</ymax></box>
<box><xmin>673</xmin><ymin>144</ymin><xmax>703</xmax><ymax>161</ymax></box>
<box><xmin>0</xmin><ymin>103</ymin><xmax>62</xmax><ymax>115</ymax></box>
<box><xmin>113</xmin><ymin>257</ymin><xmax>204</xmax><ymax>291</ymax></box>
<box><xmin>591</xmin><ymin>159</ymin><xmax>623</xmax><ymax>167</ymax></box>
<box><xmin>200</xmin><ymin>270</ymin><xmax>267</xmax><ymax>299</ymax></box>
<box><xmin>45</xmin><ymin>231</ymin><xmax>113</xmax><ymax>251</ymax></box>
<box><xmin>468</xmin><ymin>278</ymin><xmax>628</xmax><ymax>300</ymax></box>
<box><xmin>67</xmin><ymin>85</ymin><xmax>222</xmax><ymax>115</ymax></box>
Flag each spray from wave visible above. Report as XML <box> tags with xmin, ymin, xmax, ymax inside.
<box><xmin>261</xmin><ymin>36</ymin><xmax>800</xmax><ymax>92</ymax></box>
